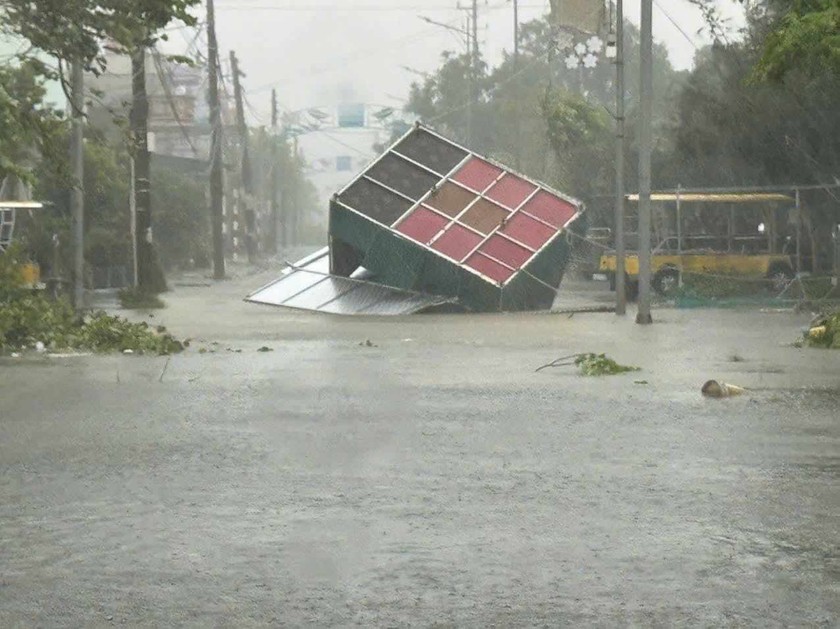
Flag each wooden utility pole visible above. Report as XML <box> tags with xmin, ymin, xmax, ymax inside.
<box><xmin>70</xmin><ymin>60</ymin><xmax>85</xmax><ymax>309</ymax></box>
<box><xmin>130</xmin><ymin>46</ymin><xmax>161</xmax><ymax>292</ymax></box>
<box><xmin>207</xmin><ymin>0</ymin><xmax>225</xmax><ymax>279</ymax></box>
<box><xmin>270</xmin><ymin>89</ymin><xmax>279</xmax><ymax>254</ymax></box>
<box><xmin>230</xmin><ymin>50</ymin><xmax>255</xmax><ymax>263</ymax></box>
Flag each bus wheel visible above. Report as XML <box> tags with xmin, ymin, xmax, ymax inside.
<box><xmin>653</xmin><ymin>267</ymin><xmax>680</xmax><ymax>296</ymax></box>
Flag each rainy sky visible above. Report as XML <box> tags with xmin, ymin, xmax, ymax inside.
<box><xmin>203</xmin><ymin>0</ymin><xmax>746</xmax><ymax>122</ymax></box>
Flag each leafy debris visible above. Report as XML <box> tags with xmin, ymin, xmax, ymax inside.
<box><xmin>1</xmin><ymin>257</ymin><xmax>184</xmax><ymax>355</ymax></box>
<box><xmin>536</xmin><ymin>352</ymin><xmax>640</xmax><ymax>376</ymax></box>
<box><xmin>574</xmin><ymin>353</ymin><xmax>641</xmax><ymax>376</ymax></box>
<box><xmin>804</xmin><ymin>311</ymin><xmax>840</xmax><ymax>349</ymax></box>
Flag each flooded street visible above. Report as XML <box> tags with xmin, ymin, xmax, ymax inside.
<box><xmin>2</xmin><ymin>273</ymin><xmax>839</xmax><ymax>626</ymax></box>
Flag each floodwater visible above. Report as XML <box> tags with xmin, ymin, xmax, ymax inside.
<box><xmin>1</xmin><ymin>270</ymin><xmax>839</xmax><ymax>626</ymax></box>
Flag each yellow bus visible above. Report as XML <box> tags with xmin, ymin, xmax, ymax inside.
<box><xmin>599</xmin><ymin>192</ymin><xmax>798</xmax><ymax>297</ymax></box>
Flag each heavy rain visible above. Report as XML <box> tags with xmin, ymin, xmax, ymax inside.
<box><xmin>1</xmin><ymin>1</ymin><xmax>839</xmax><ymax>626</ymax></box>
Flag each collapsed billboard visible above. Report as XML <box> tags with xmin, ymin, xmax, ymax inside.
<box><xmin>248</xmin><ymin>123</ymin><xmax>586</xmax><ymax>314</ymax></box>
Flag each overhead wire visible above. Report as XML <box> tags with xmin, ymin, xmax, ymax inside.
<box><xmin>213</xmin><ymin>2</ymin><xmax>545</xmax><ymax>12</ymax></box>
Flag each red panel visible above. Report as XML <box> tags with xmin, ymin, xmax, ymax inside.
<box><xmin>486</xmin><ymin>175</ymin><xmax>537</xmax><ymax>209</ymax></box>
<box><xmin>431</xmin><ymin>224</ymin><xmax>483</xmax><ymax>261</ymax></box>
<box><xmin>452</xmin><ymin>158</ymin><xmax>504</xmax><ymax>192</ymax></box>
<box><xmin>479</xmin><ymin>235</ymin><xmax>533</xmax><ymax>269</ymax></box>
<box><xmin>501</xmin><ymin>212</ymin><xmax>557</xmax><ymax>249</ymax></box>
<box><xmin>465</xmin><ymin>252</ymin><xmax>516</xmax><ymax>284</ymax></box>
<box><xmin>395</xmin><ymin>206</ymin><xmax>449</xmax><ymax>244</ymax></box>
<box><xmin>521</xmin><ymin>191</ymin><xmax>577</xmax><ymax>228</ymax></box>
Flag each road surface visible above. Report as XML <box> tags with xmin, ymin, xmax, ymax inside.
<box><xmin>2</xmin><ymin>269</ymin><xmax>839</xmax><ymax>627</ymax></box>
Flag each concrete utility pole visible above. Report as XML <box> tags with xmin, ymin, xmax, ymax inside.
<box><xmin>130</xmin><ymin>46</ymin><xmax>158</xmax><ymax>292</ymax></box>
<box><xmin>468</xmin><ymin>0</ymin><xmax>479</xmax><ymax>147</ymax></box>
<box><xmin>207</xmin><ymin>0</ymin><xmax>225</xmax><ymax>279</ymax></box>
<box><xmin>70</xmin><ymin>61</ymin><xmax>85</xmax><ymax>309</ymax></box>
<box><xmin>472</xmin><ymin>0</ymin><xmax>479</xmax><ymax>68</ymax></box>
<box><xmin>636</xmin><ymin>0</ymin><xmax>654</xmax><ymax>325</ymax></box>
<box><xmin>513</xmin><ymin>0</ymin><xmax>521</xmax><ymax>170</ymax></box>
<box><xmin>270</xmin><ymin>89</ymin><xmax>279</xmax><ymax>255</ymax></box>
<box><xmin>230</xmin><ymin>50</ymin><xmax>255</xmax><ymax>263</ymax></box>
<box><xmin>614</xmin><ymin>0</ymin><xmax>627</xmax><ymax>315</ymax></box>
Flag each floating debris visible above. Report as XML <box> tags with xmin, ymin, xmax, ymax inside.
<box><xmin>702</xmin><ymin>380</ymin><xmax>746</xmax><ymax>398</ymax></box>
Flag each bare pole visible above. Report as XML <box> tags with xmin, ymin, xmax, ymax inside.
<box><xmin>468</xmin><ymin>0</ymin><xmax>479</xmax><ymax>147</ymax></box>
<box><xmin>207</xmin><ymin>0</ymin><xmax>225</xmax><ymax>279</ymax></box>
<box><xmin>795</xmin><ymin>187</ymin><xmax>802</xmax><ymax>272</ymax></box>
<box><xmin>614</xmin><ymin>0</ymin><xmax>626</xmax><ymax>315</ymax></box>
<box><xmin>230</xmin><ymin>50</ymin><xmax>255</xmax><ymax>264</ymax></box>
<box><xmin>130</xmin><ymin>157</ymin><xmax>137</xmax><ymax>287</ymax></box>
<box><xmin>636</xmin><ymin>0</ymin><xmax>654</xmax><ymax>325</ymax></box>
<box><xmin>513</xmin><ymin>0</ymin><xmax>521</xmax><ymax>170</ymax></box>
<box><xmin>270</xmin><ymin>88</ymin><xmax>279</xmax><ymax>255</ymax></box>
<box><xmin>70</xmin><ymin>61</ymin><xmax>85</xmax><ymax>309</ymax></box>
<box><xmin>466</xmin><ymin>11</ymin><xmax>474</xmax><ymax>147</ymax></box>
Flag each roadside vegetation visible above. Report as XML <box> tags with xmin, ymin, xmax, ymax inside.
<box><xmin>1</xmin><ymin>245</ymin><xmax>183</xmax><ymax>355</ymax></box>
<box><xmin>804</xmin><ymin>312</ymin><xmax>840</xmax><ymax>349</ymax></box>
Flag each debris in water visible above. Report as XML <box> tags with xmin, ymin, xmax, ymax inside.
<box><xmin>701</xmin><ymin>380</ymin><xmax>746</xmax><ymax>398</ymax></box>
<box><xmin>536</xmin><ymin>352</ymin><xmax>640</xmax><ymax>376</ymax></box>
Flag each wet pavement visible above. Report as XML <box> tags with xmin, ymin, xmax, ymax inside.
<box><xmin>1</xmin><ymin>269</ymin><xmax>839</xmax><ymax>627</ymax></box>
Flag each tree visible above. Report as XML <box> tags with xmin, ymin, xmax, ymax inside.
<box><xmin>403</xmin><ymin>14</ymin><xmax>683</xmax><ymax>220</ymax></box>
<box><xmin>667</xmin><ymin>1</ymin><xmax>840</xmax><ymax>271</ymax></box>
<box><xmin>752</xmin><ymin>0</ymin><xmax>840</xmax><ymax>80</ymax></box>
<box><xmin>0</xmin><ymin>61</ymin><xmax>63</xmax><ymax>181</ymax></box>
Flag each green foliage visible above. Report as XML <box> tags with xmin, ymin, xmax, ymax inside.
<box><xmin>2</xmin><ymin>245</ymin><xmax>182</xmax><ymax>354</ymax></box>
<box><xmin>0</xmin><ymin>291</ymin><xmax>77</xmax><ymax>351</ymax></box>
<box><xmin>574</xmin><ymin>353</ymin><xmax>641</xmax><ymax>377</ymax></box>
<box><xmin>804</xmin><ymin>311</ymin><xmax>840</xmax><ymax>348</ymax></box>
<box><xmin>541</xmin><ymin>90</ymin><xmax>612</xmax><ymax>200</ymax></box>
<box><xmin>151</xmin><ymin>162</ymin><xmax>210</xmax><ymax>269</ymax></box>
<box><xmin>403</xmin><ymin>15</ymin><xmax>683</xmax><ymax>226</ymax></box>
<box><xmin>75</xmin><ymin>313</ymin><xmax>183</xmax><ymax>354</ymax></box>
<box><xmin>0</xmin><ymin>61</ymin><xmax>63</xmax><ymax>181</ymax></box>
<box><xmin>0</xmin><ymin>0</ymin><xmax>199</xmax><ymax>178</ymax></box>
<box><xmin>678</xmin><ymin>272</ymin><xmax>772</xmax><ymax>299</ymax></box>
<box><xmin>666</xmin><ymin>6</ymin><xmax>840</xmax><ymax>268</ymax></box>
<box><xmin>0</xmin><ymin>291</ymin><xmax>183</xmax><ymax>355</ymax></box>
<box><xmin>753</xmin><ymin>0</ymin><xmax>840</xmax><ymax>81</ymax></box>
<box><xmin>2</xmin><ymin>0</ymin><xmax>200</xmax><ymax>73</ymax></box>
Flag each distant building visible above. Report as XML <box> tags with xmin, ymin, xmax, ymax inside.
<box><xmin>87</xmin><ymin>49</ymin><xmax>236</xmax><ymax>162</ymax></box>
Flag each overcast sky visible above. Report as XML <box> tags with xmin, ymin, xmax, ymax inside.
<box><xmin>201</xmin><ymin>0</ymin><xmax>745</xmax><ymax>123</ymax></box>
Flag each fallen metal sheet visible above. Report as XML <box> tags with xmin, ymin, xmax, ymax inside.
<box><xmin>247</xmin><ymin>248</ymin><xmax>456</xmax><ymax>315</ymax></box>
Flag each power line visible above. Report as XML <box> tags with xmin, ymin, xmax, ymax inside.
<box><xmin>214</xmin><ymin>3</ymin><xmax>545</xmax><ymax>12</ymax></box>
